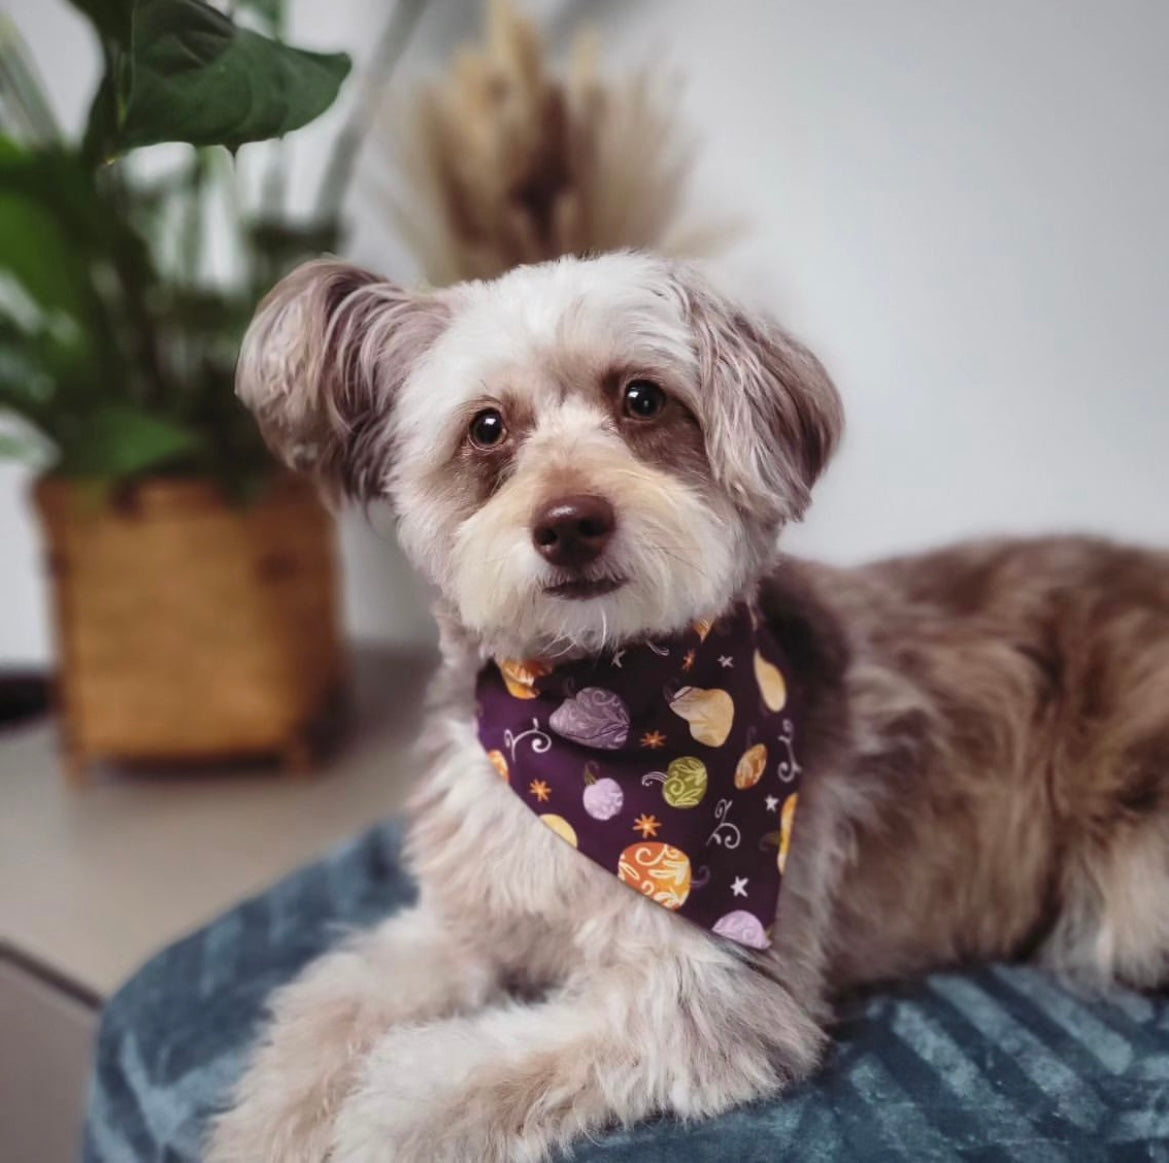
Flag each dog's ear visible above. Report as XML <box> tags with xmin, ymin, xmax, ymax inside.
<box><xmin>672</xmin><ymin>267</ymin><xmax>843</xmax><ymax>522</ymax></box>
<box><xmin>236</xmin><ymin>258</ymin><xmax>449</xmax><ymax>502</ymax></box>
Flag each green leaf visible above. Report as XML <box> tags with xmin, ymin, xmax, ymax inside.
<box><xmin>0</xmin><ymin>193</ymin><xmax>91</xmax><ymax>318</ymax></box>
<box><xmin>0</xmin><ymin>139</ymin><xmax>116</xmax><ymax>252</ymax></box>
<box><xmin>63</xmin><ymin>0</ymin><xmax>132</xmax><ymax>43</ymax></box>
<box><xmin>0</xmin><ymin>430</ymin><xmax>34</xmax><ymax>460</ymax></box>
<box><xmin>0</xmin><ymin>311</ymin><xmax>97</xmax><ymax>417</ymax></box>
<box><xmin>0</xmin><ymin>140</ymin><xmax>138</xmax><ymax>402</ymax></box>
<box><xmin>0</xmin><ymin>420</ymin><xmax>48</xmax><ymax>463</ymax></box>
<box><xmin>117</xmin><ymin>0</ymin><xmax>351</xmax><ymax>152</ymax></box>
<box><xmin>56</xmin><ymin>403</ymin><xmax>201</xmax><ymax>477</ymax></box>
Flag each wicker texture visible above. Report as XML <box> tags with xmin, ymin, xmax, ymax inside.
<box><xmin>34</xmin><ymin>475</ymin><xmax>342</xmax><ymax>779</ymax></box>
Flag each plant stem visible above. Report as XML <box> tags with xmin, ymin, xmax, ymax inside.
<box><xmin>259</xmin><ymin>3</ymin><xmax>288</xmax><ymax>224</ymax></box>
<box><xmin>0</xmin><ymin>15</ymin><xmax>61</xmax><ymax>143</ymax></box>
<box><xmin>313</xmin><ymin>0</ymin><xmax>428</xmax><ymax>226</ymax></box>
<box><xmin>181</xmin><ymin>149</ymin><xmax>209</xmax><ymax>286</ymax></box>
<box><xmin>214</xmin><ymin>145</ymin><xmax>250</xmax><ymax>293</ymax></box>
<box><xmin>99</xmin><ymin>163</ymin><xmax>170</xmax><ymax>409</ymax></box>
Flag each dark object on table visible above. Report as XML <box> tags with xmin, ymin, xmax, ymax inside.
<box><xmin>84</xmin><ymin>821</ymin><xmax>1169</xmax><ymax>1162</ymax></box>
<box><xmin>0</xmin><ymin>671</ymin><xmax>50</xmax><ymax>728</ymax></box>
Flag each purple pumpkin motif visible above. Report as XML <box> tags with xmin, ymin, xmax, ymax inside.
<box><xmin>712</xmin><ymin>910</ymin><xmax>768</xmax><ymax>949</ymax></box>
<box><xmin>583</xmin><ymin>777</ymin><xmax>624</xmax><ymax>820</ymax></box>
<box><xmin>549</xmin><ymin>687</ymin><xmax>630</xmax><ymax>750</ymax></box>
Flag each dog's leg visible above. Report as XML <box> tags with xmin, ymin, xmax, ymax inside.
<box><xmin>205</xmin><ymin>905</ymin><xmax>499</xmax><ymax>1163</ymax></box>
<box><xmin>326</xmin><ymin>946</ymin><xmax>825</xmax><ymax>1163</ymax></box>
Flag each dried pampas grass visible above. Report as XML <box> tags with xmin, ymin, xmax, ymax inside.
<box><xmin>382</xmin><ymin>0</ymin><xmax>735</xmax><ymax>285</ymax></box>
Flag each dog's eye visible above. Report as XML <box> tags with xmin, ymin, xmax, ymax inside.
<box><xmin>468</xmin><ymin>407</ymin><xmax>507</xmax><ymax>449</ymax></box>
<box><xmin>622</xmin><ymin>380</ymin><xmax>666</xmax><ymax>420</ymax></box>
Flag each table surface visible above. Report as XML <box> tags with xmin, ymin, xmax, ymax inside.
<box><xmin>0</xmin><ymin>648</ymin><xmax>435</xmax><ymax>1000</ymax></box>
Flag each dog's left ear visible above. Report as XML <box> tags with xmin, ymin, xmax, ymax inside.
<box><xmin>672</xmin><ymin>267</ymin><xmax>843</xmax><ymax>522</ymax></box>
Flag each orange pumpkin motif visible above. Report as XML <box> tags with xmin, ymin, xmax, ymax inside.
<box><xmin>617</xmin><ymin>842</ymin><xmax>692</xmax><ymax>909</ymax></box>
<box><xmin>778</xmin><ymin>794</ymin><xmax>799</xmax><ymax>873</ymax></box>
<box><xmin>487</xmin><ymin>749</ymin><xmax>510</xmax><ymax>781</ymax></box>
<box><xmin>500</xmin><ymin>658</ymin><xmax>552</xmax><ymax>700</ymax></box>
<box><xmin>734</xmin><ymin>742</ymin><xmax>768</xmax><ymax>790</ymax></box>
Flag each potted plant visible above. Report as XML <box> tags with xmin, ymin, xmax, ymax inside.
<box><xmin>0</xmin><ymin>0</ymin><xmax>423</xmax><ymax>780</ymax></box>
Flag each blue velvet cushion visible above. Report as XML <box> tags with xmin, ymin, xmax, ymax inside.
<box><xmin>84</xmin><ymin>823</ymin><xmax>1169</xmax><ymax>1162</ymax></box>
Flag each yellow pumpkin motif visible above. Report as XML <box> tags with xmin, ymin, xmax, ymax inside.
<box><xmin>754</xmin><ymin>651</ymin><xmax>787</xmax><ymax>712</ymax></box>
<box><xmin>734</xmin><ymin>743</ymin><xmax>768</xmax><ymax>790</ymax></box>
<box><xmin>668</xmin><ymin>686</ymin><xmax>734</xmax><ymax>747</ymax></box>
<box><xmin>617</xmin><ymin>842</ymin><xmax>692</xmax><ymax>909</ymax></box>
<box><xmin>500</xmin><ymin>658</ymin><xmax>552</xmax><ymax>700</ymax></box>
<box><xmin>778</xmin><ymin>794</ymin><xmax>799</xmax><ymax>873</ymax></box>
<box><xmin>487</xmin><ymin>749</ymin><xmax>509</xmax><ymax>782</ymax></box>
<box><xmin>663</xmin><ymin>757</ymin><xmax>708</xmax><ymax>807</ymax></box>
<box><xmin>540</xmin><ymin>814</ymin><xmax>578</xmax><ymax>848</ymax></box>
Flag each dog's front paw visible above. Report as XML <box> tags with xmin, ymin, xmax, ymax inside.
<box><xmin>206</xmin><ymin>1089</ymin><xmax>330</xmax><ymax>1163</ymax></box>
<box><xmin>204</xmin><ymin>959</ymin><xmax>378</xmax><ymax>1163</ymax></box>
<box><xmin>326</xmin><ymin>1021</ymin><xmax>556</xmax><ymax>1163</ymax></box>
<box><xmin>204</xmin><ymin>1035</ymin><xmax>347</xmax><ymax>1163</ymax></box>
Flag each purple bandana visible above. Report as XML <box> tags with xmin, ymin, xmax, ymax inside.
<box><xmin>475</xmin><ymin>602</ymin><xmax>803</xmax><ymax>949</ymax></box>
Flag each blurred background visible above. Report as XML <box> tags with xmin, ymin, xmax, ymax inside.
<box><xmin>4</xmin><ymin>0</ymin><xmax>1167</xmax><ymax>671</ymax></box>
<box><xmin>0</xmin><ymin>1</ymin><xmax>1166</xmax><ymax>1159</ymax></box>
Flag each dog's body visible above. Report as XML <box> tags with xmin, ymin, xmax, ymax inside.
<box><xmin>209</xmin><ymin>253</ymin><xmax>1169</xmax><ymax>1162</ymax></box>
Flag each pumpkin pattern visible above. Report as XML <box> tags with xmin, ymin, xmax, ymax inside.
<box><xmin>669</xmin><ymin>686</ymin><xmax>735</xmax><ymax>747</ymax></box>
<box><xmin>487</xmin><ymin>749</ymin><xmax>510</xmax><ymax>782</ymax></box>
<box><xmin>475</xmin><ymin>600</ymin><xmax>803</xmax><ymax>949</ymax></box>
<box><xmin>778</xmin><ymin>793</ymin><xmax>799</xmax><ymax>873</ymax></box>
<box><xmin>734</xmin><ymin>743</ymin><xmax>767</xmax><ymax>790</ymax></box>
<box><xmin>550</xmin><ymin>687</ymin><xmax>631</xmax><ymax>749</ymax></box>
<box><xmin>643</xmin><ymin>756</ymin><xmax>708</xmax><ymax>808</ymax></box>
<box><xmin>583</xmin><ymin>777</ymin><xmax>624</xmax><ymax>820</ymax></box>
<box><xmin>617</xmin><ymin>842</ymin><xmax>692</xmax><ymax>909</ymax></box>
<box><xmin>712</xmin><ymin>909</ymin><xmax>769</xmax><ymax>949</ymax></box>
<box><xmin>540</xmin><ymin>814</ymin><xmax>579</xmax><ymax>848</ymax></box>
<box><xmin>500</xmin><ymin>658</ymin><xmax>552</xmax><ymax>700</ymax></box>
<box><xmin>754</xmin><ymin>651</ymin><xmax>787</xmax><ymax>712</ymax></box>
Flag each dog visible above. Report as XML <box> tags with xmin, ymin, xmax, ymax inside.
<box><xmin>208</xmin><ymin>251</ymin><xmax>1169</xmax><ymax>1162</ymax></box>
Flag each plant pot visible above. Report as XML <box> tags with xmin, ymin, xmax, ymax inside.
<box><xmin>33</xmin><ymin>474</ymin><xmax>344</xmax><ymax>782</ymax></box>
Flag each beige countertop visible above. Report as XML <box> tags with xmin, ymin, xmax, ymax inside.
<box><xmin>0</xmin><ymin>648</ymin><xmax>435</xmax><ymax>1000</ymax></box>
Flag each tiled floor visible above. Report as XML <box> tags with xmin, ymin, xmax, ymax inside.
<box><xmin>0</xmin><ymin>647</ymin><xmax>435</xmax><ymax>1000</ymax></box>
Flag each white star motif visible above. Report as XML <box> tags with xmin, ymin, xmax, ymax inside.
<box><xmin>612</xmin><ymin>649</ymin><xmax>625</xmax><ymax>668</ymax></box>
<box><xmin>765</xmin><ymin>795</ymin><xmax>779</xmax><ymax>812</ymax></box>
<box><xmin>731</xmin><ymin>876</ymin><xmax>749</xmax><ymax>898</ymax></box>
<box><xmin>718</xmin><ymin>655</ymin><xmax>734</xmax><ymax>668</ymax></box>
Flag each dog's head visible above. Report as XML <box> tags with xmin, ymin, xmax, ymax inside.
<box><xmin>237</xmin><ymin>252</ymin><xmax>842</xmax><ymax>657</ymax></box>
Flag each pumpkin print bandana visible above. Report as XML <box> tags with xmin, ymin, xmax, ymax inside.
<box><xmin>475</xmin><ymin>602</ymin><xmax>802</xmax><ymax>949</ymax></box>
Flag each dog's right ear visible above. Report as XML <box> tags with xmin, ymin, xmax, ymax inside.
<box><xmin>236</xmin><ymin>258</ymin><xmax>449</xmax><ymax>502</ymax></box>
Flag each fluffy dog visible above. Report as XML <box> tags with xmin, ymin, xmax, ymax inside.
<box><xmin>208</xmin><ymin>252</ymin><xmax>1169</xmax><ymax>1162</ymax></box>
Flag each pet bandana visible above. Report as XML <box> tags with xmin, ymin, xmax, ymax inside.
<box><xmin>475</xmin><ymin>602</ymin><xmax>803</xmax><ymax>949</ymax></box>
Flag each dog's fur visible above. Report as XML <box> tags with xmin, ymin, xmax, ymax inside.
<box><xmin>208</xmin><ymin>252</ymin><xmax>1169</xmax><ymax>1162</ymax></box>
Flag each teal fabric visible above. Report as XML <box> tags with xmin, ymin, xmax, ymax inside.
<box><xmin>84</xmin><ymin>822</ymin><xmax>1169</xmax><ymax>1162</ymax></box>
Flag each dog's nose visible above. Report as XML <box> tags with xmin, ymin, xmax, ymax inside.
<box><xmin>532</xmin><ymin>495</ymin><xmax>616</xmax><ymax>568</ymax></box>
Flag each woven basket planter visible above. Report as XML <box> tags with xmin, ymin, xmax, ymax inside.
<box><xmin>34</xmin><ymin>474</ymin><xmax>343</xmax><ymax>782</ymax></box>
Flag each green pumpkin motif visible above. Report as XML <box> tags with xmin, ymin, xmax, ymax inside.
<box><xmin>664</xmin><ymin>756</ymin><xmax>708</xmax><ymax>808</ymax></box>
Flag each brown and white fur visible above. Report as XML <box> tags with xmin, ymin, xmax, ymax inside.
<box><xmin>207</xmin><ymin>252</ymin><xmax>1169</xmax><ymax>1162</ymax></box>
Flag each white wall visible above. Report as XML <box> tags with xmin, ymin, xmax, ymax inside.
<box><xmin>3</xmin><ymin>0</ymin><xmax>1167</xmax><ymax>666</ymax></box>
